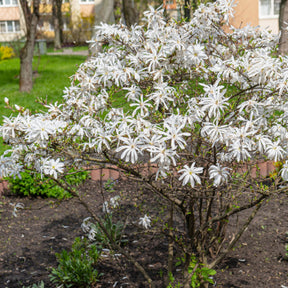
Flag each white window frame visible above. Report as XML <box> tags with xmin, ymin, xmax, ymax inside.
<box><xmin>79</xmin><ymin>0</ymin><xmax>94</xmax><ymax>4</ymax></box>
<box><xmin>259</xmin><ymin>0</ymin><xmax>280</xmax><ymax>19</ymax></box>
<box><xmin>0</xmin><ymin>0</ymin><xmax>18</xmax><ymax>7</ymax></box>
<box><xmin>0</xmin><ymin>20</ymin><xmax>20</xmax><ymax>33</ymax></box>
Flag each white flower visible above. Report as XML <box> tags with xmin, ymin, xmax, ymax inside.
<box><xmin>266</xmin><ymin>141</ymin><xmax>285</xmax><ymax>162</ymax></box>
<box><xmin>102</xmin><ymin>195</ymin><xmax>121</xmax><ymax>213</ymax></box>
<box><xmin>228</xmin><ymin>141</ymin><xmax>251</xmax><ymax>162</ymax></box>
<box><xmin>102</xmin><ymin>201</ymin><xmax>110</xmax><ymax>213</ymax></box>
<box><xmin>81</xmin><ymin>217</ymin><xmax>92</xmax><ymax>233</ymax></box>
<box><xmin>148</xmin><ymin>83</ymin><xmax>175</xmax><ymax>111</ymax></box>
<box><xmin>123</xmin><ymin>84</ymin><xmax>142</xmax><ymax>102</ymax></box>
<box><xmin>130</xmin><ymin>94</ymin><xmax>152</xmax><ymax>117</ymax></box>
<box><xmin>209</xmin><ymin>164</ymin><xmax>230</xmax><ymax>187</ymax></box>
<box><xmin>255</xmin><ymin>134</ymin><xmax>272</xmax><ymax>154</ymax></box>
<box><xmin>15</xmin><ymin>104</ymin><xmax>22</xmax><ymax>111</ymax></box>
<box><xmin>10</xmin><ymin>202</ymin><xmax>24</xmax><ymax>217</ymax></box>
<box><xmin>185</xmin><ymin>43</ymin><xmax>208</xmax><ymax>66</ymax></box>
<box><xmin>280</xmin><ymin>161</ymin><xmax>288</xmax><ymax>181</ymax></box>
<box><xmin>42</xmin><ymin>158</ymin><xmax>65</xmax><ymax>179</ymax></box>
<box><xmin>110</xmin><ymin>195</ymin><xmax>120</xmax><ymax>208</ymax></box>
<box><xmin>163</xmin><ymin>125</ymin><xmax>190</xmax><ymax>150</ymax></box>
<box><xmin>26</xmin><ymin>119</ymin><xmax>54</xmax><ymax>142</ymax></box>
<box><xmin>199</xmin><ymin>82</ymin><xmax>228</xmax><ymax>119</ymax></box>
<box><xmin>139</xmin><ymin>214</ymin><xmax>151</xmax><ymax>229</ymax></box>
<box><xmin>116</xmin><ymin>136</ymin><xmax>142</xmax><ymax>164</ymax></box>
<box><xmin>178</xmin><ymin>163</ymin><xmax>203</xmax><ymax>187</ymax></box>
<box><xmin>150</xmin><ymin>145</ymin><xmax>177</xmax><ymax>167</ymax></box>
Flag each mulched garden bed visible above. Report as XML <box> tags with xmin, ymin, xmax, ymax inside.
<box><xmin>0</xmin><ymin>177</ymin><xmax>287</xmax><ymax>288</ymax></box>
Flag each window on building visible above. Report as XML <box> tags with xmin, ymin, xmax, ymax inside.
<box><xmin>0</xmin><ymin>22</ymin><xmax>6</xmax><ymax>33</ymax></box>
<box><xmin>0</xmin><ymin>0</ymin><xmax>18</xmax><ymax>6</ymax></box>
<box><xmin>260</xmin><ymin>0</ymin><xmax>281</xmax><ymax>17</ymax></box>
<box><xmin>0</xmin><ymin>21</ymin><xmax>20</xmax><ymax>33</ymax></box>
<box><xmin>80</xmin><ymin>0</ymin><xmax>94</xmax><ymax>3</ymax></box>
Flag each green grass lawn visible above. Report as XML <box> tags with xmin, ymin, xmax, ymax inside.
<box><xmin>0</xmin><ymin>54</ymin><xmax>86</xmax><ymax>154</ymax></box>
<box><xmin>0</xmin><ymin>55</ymin><xmax>86</xmax><ymax>117</ymax></box>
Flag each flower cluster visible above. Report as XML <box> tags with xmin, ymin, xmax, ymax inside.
<box><xmin>1</xmin><ymin>0</ymin><xmax>288</xmax><ymax>189</ymax></box>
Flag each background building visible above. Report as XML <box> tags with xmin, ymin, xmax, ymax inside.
<box><xmin>0</xmin><ymin>0</ymin><xmax>282</xmax><ymax>43</ymax></box>
<box><xmin>0</xmin><ymin>0</ymin><xmax>101</xmax><ymax>43</ymax></box>
<box><xmin>164</xmin><ymin>0</ymin><xmax>281</xmax><ymax>34</ymax></box>
<box><xmin>0</xmin><ymin>0</ymin><xmax>25</xmax><ymax>42</ymax></box>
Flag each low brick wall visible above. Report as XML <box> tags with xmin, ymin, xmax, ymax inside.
<box><xmin>0</xmin><ymin>161</ymin><xmax>277</xmax><ymax>195</ymax></box>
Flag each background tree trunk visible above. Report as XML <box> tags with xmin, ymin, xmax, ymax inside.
<box><xmin>122</xmin><ymin>0</ymin><xmax>138</xmax><ymax>27</ymax></box>
<box><xmin>19</xmin><ymin>0</ymin><xmax>40</xmax><ymax>92</ymax></box>
<box><xmin>94</xmin><ymin>0</ymin><xmax>115</xmax><ymax>25</ymax></box>
<box><xmin>184</xmin><ymin>0</ymin><xmax>191</xmax><ymax>21</ymax></box>
<box><xmin>279</xmin><ymin>0</ymin><xmax>288</xmax><ymax>55</ymax></box>
<box><xmin>52</xmin><ymin>0</ymin><xmax>63</xmax><ymax>50</ymax></box>
<box><xmin>90</xmin><ymin>0</ymin><xmax>115</xmax><ymax>55</ymax></box>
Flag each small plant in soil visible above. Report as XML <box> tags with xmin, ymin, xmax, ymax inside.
<box><xmin>49</xmin><ymin>237</ymin><xmax>102</xmax><ymax>288</ymax></box>
<box><xmin>82</xmin><ymin>212</ymin><xmax>127</xmax><ymax>249</ymax></box>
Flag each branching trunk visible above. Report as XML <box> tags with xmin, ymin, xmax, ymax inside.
<box><xmin>19</xmin><ymin>0</ymin><xmax>40</xmax><ymax>92</ymax></box>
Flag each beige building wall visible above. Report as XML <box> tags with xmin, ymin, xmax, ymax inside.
<box><xmin>229</xmin><ymin>0</ymin><xmax>259</xmax><ymax>29</ymax></box>
<box><xmin>80</xmin><ymin>3</ymin><xmax>94</xmax><ymax>17</ymax></box>
<box><xmin>259</xmin><ymin>18</ymin><xmax>279</xmax><ymax>34</ymax></box>
<box><xmin>0</xmin><ymin>6</ymin><xmax>20</xmax><ymax>20</ymax></box>
<box><xmin>0</xmin><ymin>4</ymin><xmax>25</xmax><ymax>42</ymax></box>
<box><xmin>70</xmin><ymin>0</ymin><xmax>80</xmax><ymax>29</ymax></box>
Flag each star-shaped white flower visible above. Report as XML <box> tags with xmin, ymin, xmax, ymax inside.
<box><xmin>178</xmin><ymin>163</ymin><xmax>203</xmax><ymax>187</ymax></box>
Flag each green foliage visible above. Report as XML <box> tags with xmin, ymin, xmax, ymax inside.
<box><xmin>7</xmin><ymin>169</ymin><xmax>89</xmax><ymax>199</ymax></box>
<box><xmin>176</xmin><ymin>255</ymin><xmax>216</xmax><ymax>288</ymax></box>
<box><xmin>50</xmin><ymin>237</ymin><xmax>102</xmax><ymax>288</ymax></box>
<box><xmin>0</xmin><ymin>45</ymin><xmax>15</xmax><ymax>61</ymax></box>
<box><xmin>103</xmin><ymin>178</ymin><xmax>116</xmax><ymax>193</ymax></box>
<box><xmin>189</xmin><ymin>256</ymin><xmax>216</xmax><ymax>288</ymax></box>
<box><xmin>167</xmin><ymin>273</ymin><xmax>181</xmax><ymax>288</ymax></box>
<box><xmin>89</xmin><ymin>213</ymin><xmax>127</xmax><ymax>248</ymax></box>
<box><xmin>22</xmin><ymin>281</ymin><xmax>45</xmax><ymax>288</ymax></box>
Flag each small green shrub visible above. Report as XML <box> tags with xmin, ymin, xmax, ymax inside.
<box><xmin>175</xmin><ymin>255</ymin><xmax>216</xmax><ymax>288</ymax></box>
<box><xmin>49</xmin><ymin>237</ymin><xmax>102</xmax><ymax>288</ymax></box>
<box><xmin>6</xmin><ymin>168</ymin><xmax>89</xmax><ymax>199</ymax></box>
<box><xmin>0</xmin><ymin>45</ymin><xmax>15</xmax><ymax>60</ymax></box>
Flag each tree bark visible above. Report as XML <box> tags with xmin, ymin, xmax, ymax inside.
<box><xmin>122</xmin><ymin>0</ymin><xmax>138</xmax><ymax>27</ymax></box>
<box><xmin>94</xmin><ymin>0</ymin><xmax>115</xmax><ymax>25</ymax></box>
<box><xmin>19</xmin><ymin>0</ymin><xmax>40</xmax><ymax>92</ymax></box>
<box><xmin>184</xmin><ymin>0</ymin><xmax>190</xmax><ymax>21</ymax></box>
<box><xmin>52</xmin><ymin>0</ymin><xmax>63</xmax><ymax>50</ymax></box>
<box><xmin>279</xmin><ymin>0</ymin><xmax>288</xmax><ymax>55</ymax></box>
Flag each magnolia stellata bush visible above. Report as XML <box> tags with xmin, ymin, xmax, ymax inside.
<box><xmin>1</xmin><ymin>0</ymin><xmax>288</xmax><ymax>274</ymax></box>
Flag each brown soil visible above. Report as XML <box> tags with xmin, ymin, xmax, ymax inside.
<box><xmin>0</xmin><ymin>178</ymin><xmax>287</xmax><ymax>288</ymax></box>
